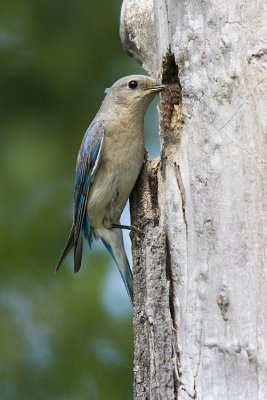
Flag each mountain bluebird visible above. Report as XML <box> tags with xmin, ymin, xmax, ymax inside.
<box><xmin>56</xmin><ymin>75</ymin><xmax>165</xmax><ymax>303</ymax></box>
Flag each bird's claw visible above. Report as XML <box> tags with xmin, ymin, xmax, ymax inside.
<box><xmin>112</xmin><ymin>223</ymin><xmax>141</xmax><ymax>234</ymax></box>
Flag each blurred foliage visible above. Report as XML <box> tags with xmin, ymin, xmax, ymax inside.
<box><xmin>0</xmin><ymin>0</ymin><xmax>160</xmax><ymax>398</ymax></box>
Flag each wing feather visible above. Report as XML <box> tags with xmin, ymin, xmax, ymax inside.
<box><xmin>56</xmin><ymin>120</ymin><xmax>104</xmax><ymax>271</ymax></box>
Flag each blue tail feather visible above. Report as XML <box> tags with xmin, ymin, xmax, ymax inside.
<box><xmin>101</xmin><ymin>239</ymin><xmax>133</xmax><ymax>303</ymax></box>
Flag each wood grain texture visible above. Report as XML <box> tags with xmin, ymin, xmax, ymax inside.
<box><xmin>123</xmin><ymin>0</ymin><xmax>267</xmax><ymax>398</ymax></box>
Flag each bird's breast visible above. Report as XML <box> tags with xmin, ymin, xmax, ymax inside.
<box><xmin>87</xmin><ymin>127</ymin><xmax>144</xmax><ymax>229</ymax></box>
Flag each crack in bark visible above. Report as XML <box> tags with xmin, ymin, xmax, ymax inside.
<box><xmin>166</xmin><ymin>234</ymin><xmax>181</xmax><ymax>398</ymax></box>
<box><xmin>218</xmin><ymin>103</ymin><xmax>244</xmax><ymax>131</ymax></box>
<box><xmin>174</xmin><ymin>163</ymin><xmax>188</xmax><ymax>236</ymax></box>
<box><xmin>160</xmin><ymin>50</ymin><xmax>182</xmax><ymax>134</ymax></box>
<box><xmin>165</xmin><ymin>235</ymin><xmax>176</xmax><ymax>329</ymax></box>
<box><xmin>147</xmin><ymin>158</ymin><xmax>160</xmax><ymax>226</ymax></box>
<box><xmin>180</xmin><ymin>386</ymin><xmax>196</xmax><ymax>399</ymax></box>
<box><xmin>160</xmin><ymin>50</ymin><xmax>183</xmax><ymax>180</ymax></box>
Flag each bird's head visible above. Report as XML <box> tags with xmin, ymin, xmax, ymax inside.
<box><xmin>104</xmin><ymin>75</ymin><xmax>165</xmax><ymax>112</ymax></box>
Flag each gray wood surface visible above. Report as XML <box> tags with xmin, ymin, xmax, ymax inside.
<box><xmin>122</xmin><ymin>1</ymin><xmax>267</xmax><ymax>398</ymax></box>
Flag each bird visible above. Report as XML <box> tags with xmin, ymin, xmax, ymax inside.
<box><xmin>56</xmin><ymin>75</ymin><xmax>165</xmax><ymax>304</ymax></box>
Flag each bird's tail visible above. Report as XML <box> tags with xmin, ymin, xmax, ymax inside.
<box><xmin>55</xmin><ymin>225</ymin><xmax>75</xmax><ymax>271</ymax></box>
<box><xmin>100</xmin><ymin>228</ymin><xmax>133</xmax><ymax>304</ymax></box>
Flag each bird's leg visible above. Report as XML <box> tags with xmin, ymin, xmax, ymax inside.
<box><xmin>112</xmin><ymin>223</ymin><xmax>141</xmax><ymax>234</ymax></box>
<box><xmin>112</xmin><ymin>223</ymin><xmax>132</xmax><ymax>230</ymax></box>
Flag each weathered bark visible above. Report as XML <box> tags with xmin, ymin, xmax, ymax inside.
<box><xmin>130</xmin><ymin>153</ymin><xmax>180</xmax><ymax>399</ymax></box>
<box><xmin>122</xmin><ymin>0</ymin><xmax>267</xmax><ymax>399</ymax></box>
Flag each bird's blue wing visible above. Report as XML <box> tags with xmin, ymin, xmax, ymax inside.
<box><xmin>73</xmin><ymin>120</ymin><xmax>105</xmax><ymax>271</ymax></box>
<box><xmin>56</xmin><ymin>120</ymin><xmax>104</xmax><ymax>273</ymax></box>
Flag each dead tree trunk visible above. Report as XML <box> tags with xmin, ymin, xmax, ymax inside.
<box><xmin>120</xmin><ymin>0</ymin><xmax>267</xmax><ymax>399</ymax></box>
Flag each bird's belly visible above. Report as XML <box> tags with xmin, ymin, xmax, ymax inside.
<box><xmin>87</xmin><ymin>156</ymin><xmax>142</xmax><ymax>228</ymax></box>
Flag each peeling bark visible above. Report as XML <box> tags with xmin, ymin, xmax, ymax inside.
<box><xmin>123</xmin><ymin>0</ymin><xmax>267</xmax><ymax>399</ymax></box>
<box><xmin>130</xmin><ymin>154</ymin><xmax>176</xmax><ymax>399</ymax></box>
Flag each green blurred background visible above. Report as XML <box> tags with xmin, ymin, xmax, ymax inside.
<box><xmin>0</xmin><ymin>1</ymin><xmax>159</xmax><ymax>399</ymax></box>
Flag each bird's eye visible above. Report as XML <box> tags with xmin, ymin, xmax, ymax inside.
<box><xmin>128</xmin><ymin>80</ymin><xmax>138</xmax><ymax>89</ymax></box>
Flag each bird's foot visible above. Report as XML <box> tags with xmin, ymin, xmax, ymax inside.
<box><xmin>112</xmin><ymin>223</ymin><xmax>141</xmax><ymax>234</ymax></box>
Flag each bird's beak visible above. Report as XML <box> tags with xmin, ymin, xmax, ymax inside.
<box><xmin>146</xmin><ymin>84</ymin><xmax>166</xmax><ymax>93</ymax></box>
